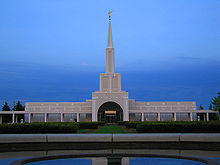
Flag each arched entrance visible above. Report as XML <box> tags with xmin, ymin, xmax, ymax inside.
<box><xmin>98</xmin><ymin>102</ymin><xmax>123</xmax><ymax>123</ymax></box>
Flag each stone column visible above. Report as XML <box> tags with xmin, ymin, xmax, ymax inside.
<box><xmin>157</xmin><ymin>113</ymin><xmax>160</xmax><ymax>121</ymax></box>
<box><xmin>44</xmin><ymin>113</ymin><xmax>48</xmax><ymax>122</ymax></box>
<box><xmin>15</xmin><ymin>114</ymin><xmax>18</xmax><ymax>123</ymax></box>
<box><xmin>28</xmin><ymin>113</ymin><xmax>31</xmax><ymax>123</ymax></box>
<box><xmin>206</xmin><ymin>112</ymin><xmax>209</xmax><ymax>121</ymax></box>
<box><xmin>124</xmin><ymin>100</ymin><xmax>129</xmax><ymax>121</ymax></box>
<box><xmin>204</xmin><ymin>113</ymin><xmax>206</xmax><ymax>121</ymax></box>
<box><xmin>12</xmin><ymin>113</ymin><xmax>15</xmax><ymax>123</ymax></box>
<box><xmin>141</xmin><ymin>112</ymin><xmax>144</xmax><ymax>121</ymax></box>
<box><xmin>189</xmin><ymin>113</ymin><xmax>193</xmax><ymax>121</ymax></box>
<box><xmin>77</xmin><ymin>113</ymin><xmax>80</xmax><ymax>122</ymax></box>
<box><xmin>61</xmin><ymin>113</ymin><xmax>64</xmax><ymax>122</ymax></box>
<box><xmin>173</xmin><ymin>113</ymin><xmax>176</xmax><ymax>121</ymax></box>
<box><xmin>92</xmin><ymin>100</ymin><xmax>96</xmax><ymax>121</ymax></box>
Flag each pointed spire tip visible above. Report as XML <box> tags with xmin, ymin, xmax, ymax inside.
<box><xmin>107</xmin><ymin>11</ymin><xmax>113</xmax><ymax>48</ymax></box>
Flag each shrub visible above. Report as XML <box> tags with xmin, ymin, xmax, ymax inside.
<box><xmin>125</xmin><ymin>121</ymin><xmax>142</xmax><ymax>128</ymax></box>
<box><xmin>96</xmin><ymin>121</ymin><xmax>105</xmax><ymax>126</ymax></box>
<box><xmin>136</xmin><ymin>121</ymin><xmax>220</xmax><ymax>133</ymax></box>
<box><xmin>0</xmin><ymin>122</ymin><xmax>79</xmax><ymax>134</ymax></box>
<box><xmin>117</xmin><ymin>121</ymin><xmax>128</xmax><ymax>125</ymax></box>
<box><xmin>209</xmin><ymin>113</ymin><xmax>220</xmax><ymax>120</ymax></box>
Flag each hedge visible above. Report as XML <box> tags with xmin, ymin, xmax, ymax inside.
<box><xmin>0</xmin><ymin>121</ymin><xmax>106</xmax><ymax>133</ymax></box>
<box><xmin>117</xmin><ymin>121</ymin><xmax>128</xmax><ymax>126</ymax></box>
<box><xmin>97</xmin><ymin>121</ymin><xmax>105</xmax><ymax>126</ymax></box>
<box><xmin>0</xmin><ymin>122</ymin><xmax>79</xmax><ymax>134</ymax></box>
<box><xmin>125</xmin><ymin>121</ymin><xmax>142</xmax><ymax>128</ymax></box>
<box><xmin>136</xmin><ymin>121</ymin><xmax>220</xmax><ymax>133</ymax></box>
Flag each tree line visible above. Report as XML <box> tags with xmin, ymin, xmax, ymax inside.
<box><xmin>198</xmin><ymin>92</ymin><xmax>220</xmax><ymax>113</ymax></box>
<box><xmin>2</xmin><ymin>101</ymin><xmax>25</xmax><ymax>111</ymax></box>
<box><xmin>1</xmin><ymin>101</ymin><xmax>25</xmax><ymax>123</ymax></box>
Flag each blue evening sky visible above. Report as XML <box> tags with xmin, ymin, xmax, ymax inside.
<box><xmin>0</xmin><ymin>0</ymin><xmax>220</xmax><ymax>109</ymax></box>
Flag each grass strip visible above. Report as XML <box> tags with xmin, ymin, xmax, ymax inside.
<box><xmin>77</xmin><ymin>129</ymin><xmax>94</xmax><ymax>133</ymax></box>
<box><xmin>92</xmin><ymin>125</ymin><xmax>130</xmax><ymax>134</ymax></box>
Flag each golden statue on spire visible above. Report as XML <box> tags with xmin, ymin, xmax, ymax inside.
<box><xmin>108</xmin><ymin>10</ymin><xmax>112</xmax><ymax>21</ymax></box>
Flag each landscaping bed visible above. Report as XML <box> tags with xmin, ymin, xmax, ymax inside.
<box><xmin>1</xmin><ymin>121</ymin><xmax>220</xmax><ymax>134</ymax></box>
<box><xmin>0</xmin><ymin>122</ymin><xmax>79</xmax><ymax>134</ymax></box>
<box><xmin>136</xmin><ymin>121</ymin><xmax>220</xmax><ymax>133</ymax></box>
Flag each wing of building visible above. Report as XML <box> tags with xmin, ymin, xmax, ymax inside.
<box><xmin>1</xmin><ymin>12</ymin><xmax>215</xmax><ymax>124</ymax></box>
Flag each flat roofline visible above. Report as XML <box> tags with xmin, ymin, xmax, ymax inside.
<box><xmin>25</xmin><ymin>102</ymin><xmax>89</xmax><ymax>104</ymax></box>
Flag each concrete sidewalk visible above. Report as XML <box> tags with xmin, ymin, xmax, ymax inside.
<box><xmin>0</xmin><ymin>133</ymin><xmax>220</xmax><ymax>143</ymax></box>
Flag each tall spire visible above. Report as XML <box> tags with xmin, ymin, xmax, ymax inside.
<box><xmin>107</xmin><ymin>10</ymin><xmax>113</xmax><ymax>48</ymax></box>
<box><xmin>106</xmin><ymin>10</ymin><xmax>115</xmax><ymax>73</ymax></box>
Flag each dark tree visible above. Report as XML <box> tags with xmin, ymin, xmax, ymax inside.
<box><xmin>212</xmin><ymin>92</ymin><xmax>220</xmax><ymax>112</ymax></box>
<box><xmin>12</xmin><ymin>101</ymin><xmax>25</xmax><ymax>123</ymax></box>
<box><xmin>209</xmin><ymin>104</ymin><xmax>213</xmax><ymax>110</ymax></box>
<box><xmin>12</xmin><ymin>101</ymin><xmax>24</xmax><ymax>111</ymax></box>
<box><xmin>2</xmin><ymin>102</ymin><xmax>10</xmax><ymax>111</ymax></box>
<box><xmin>1</xmin><ymin>102</ymin><xmax>12</xmax><ymax>123</ymax></box>
<box><xmin>199</xmin><ymin>104</ymin><xmax>204</xmax><ymax>110</ymax></box>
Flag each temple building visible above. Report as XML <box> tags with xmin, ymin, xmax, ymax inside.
<box><xmin>0</xmin><ymin>11</ymin><xmax>216</xmax><ymax>123</ymax></box>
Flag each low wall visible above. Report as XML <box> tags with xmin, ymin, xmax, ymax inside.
<box><xmin>0</xmin><ymin>133</ymin><xmax>220</xmax><ymax>143</ymax></box>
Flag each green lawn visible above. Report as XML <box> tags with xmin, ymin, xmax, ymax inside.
<box><xmin>92</xmin><ymin>125</ymin><xmax>130</xmax><ymax>134</ymax></box>
<box><xmin>77</xmin><ymin>129</ymin><xmax>93</xmax><ymax>133</ymax></box>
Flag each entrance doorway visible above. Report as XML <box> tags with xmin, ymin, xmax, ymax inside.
<box><xmin>98</xmin><ymin>102</ymin><xmax>123</xmax><ymax>123</ymax></box>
